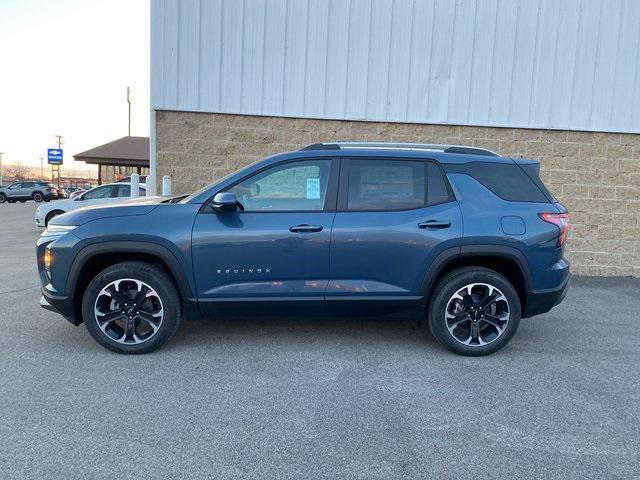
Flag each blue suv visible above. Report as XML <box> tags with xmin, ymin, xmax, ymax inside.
<box><xmin>36</xmin><ymin>142</ymin><xmax>570</xmax><ymax>355</ymax></box>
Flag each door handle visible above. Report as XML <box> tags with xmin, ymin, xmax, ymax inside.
<box><xmin>289</xmin><ymin>224</ymin><xmax>323</xmax><ymax>233</ymax></box>
<box><xmin>418</xmin><ymin>220</ymin><xmax>451</xmax><ymax>229</ymax></box>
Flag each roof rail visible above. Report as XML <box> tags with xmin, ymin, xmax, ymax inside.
<box><xmin>299</xmin><ymin>142</ymin><xmax>500</xmax><ymax>157</ymax></box>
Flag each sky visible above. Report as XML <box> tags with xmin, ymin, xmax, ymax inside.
<box><xmin>0</xmin><ymin>0</ymin><xmax>150</xmax><ymax>171</ymax></box>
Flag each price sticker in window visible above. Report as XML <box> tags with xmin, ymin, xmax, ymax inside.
<box><xmin>306</xmin><ymin>178</ymin><xmax>321</xmax><ymax>199</ymax></box>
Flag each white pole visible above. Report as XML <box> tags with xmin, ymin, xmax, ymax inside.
<box><xmin>130</xmin><ymin>173</ymin><xmax>140</xmax><ymax>198</ymax></box>
<box><xmin>162</xmin><ymin>175</ymin><xmax>171</xmax><ymax>197</ymax></box>
<box><xmin>148</xmin><ymin>109</ymin><xmax>157</xmax><ymax>196</ymax></box>
<box><xmin>0</xmin><ymin>152</ymin><xmax>3</xmax><ymax>187</ymax></box>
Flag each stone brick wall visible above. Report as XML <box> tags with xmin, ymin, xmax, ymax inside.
<box><xmin>156</xmin><ymin>110</ymin><xmax>640</xmax><ymax>276</ymax></box>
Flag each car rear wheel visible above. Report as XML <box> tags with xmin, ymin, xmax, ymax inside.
<box><xmin>33</xmin><ymin>192</ymin><xmax>44</xmax><ymax>202</ymax></box>
<box><xmin>45</xmin><ymin>210</ymin><xmax>65</xmax><ymax>227</ymax></box>
<box><xmin>428</xmin><ymin>267</ymin><xmax>521</xmax><ymax>356</ymax></box>
<box><xmin>82</xmin><ymin>261</ymin><xmax>181</xmax><ymax>354</ymax></box>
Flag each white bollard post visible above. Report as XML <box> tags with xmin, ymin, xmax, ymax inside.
<box><xmin>130</xmin><ymin>173</ymin><xmax>140</xmax><ymax>198</ymax></box>
<box><xmin>162</xmin><ymin>175</ymin><xmax>172</xmax><ymax>197</ymax></box>
<box><xmin>146</xmin><ymin>172</ymin><xmax>155</xmax><ymax>197</ymax></box>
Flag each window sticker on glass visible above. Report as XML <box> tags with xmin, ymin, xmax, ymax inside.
<box><xmin>306</xmin><ymin>178</ymin><xmax>321</xmax><ymax>199</ymax></box>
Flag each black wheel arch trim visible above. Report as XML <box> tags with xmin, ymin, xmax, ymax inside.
<box><xmin>459</xmin><ymin>244</ymin><xmax>533</xmax><ymax>291</ymax></box>
<box><xmin>420</xmin><ymin>244</ymin><xmax>533</xmax><ymax>301</ymax></box>
<box><xmin>65</xmin><ymin>241</ymin><xmax>197</xmax><ymax>311</ymax></box>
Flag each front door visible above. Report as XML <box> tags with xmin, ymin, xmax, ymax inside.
<box><xmin>327</xmin><ymin>158</ymin><xmax>462</xmax><ymax>315</ymax></box>
<box><xmin>192</xmin><ymin>158</ymin><xmax>338</xmax><ymax>317</ymax></box>
<box><xmin>6</xmin><ymin>183</ymin><xmax>22</xmax><ymax>199</ymax></box>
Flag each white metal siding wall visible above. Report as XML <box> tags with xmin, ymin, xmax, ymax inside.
<box><xmin>151</xmin><ymin>0</ymin><xmax>640</xmax><ymax>133</ymax></box>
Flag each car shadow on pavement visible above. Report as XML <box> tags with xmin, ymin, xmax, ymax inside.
<box><xmin>170</xmin><ymin>315</ymin><xmax>441</xmax><ymax>351</ymax></box>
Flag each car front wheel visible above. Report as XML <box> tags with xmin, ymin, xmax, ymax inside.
<box><xmin>82</xmin><ymin>261</ymin><xmax>181</xmax><ymax>354</ymax></box>
<box><xmin>428</xmin><ymin>267</ymin><xmax>521</xmax><ymax>356</ymax></box>
<box><xmin>0</xmin><ymin>193</ymin><xmax>5</xmax><ymax>203</ymax></box>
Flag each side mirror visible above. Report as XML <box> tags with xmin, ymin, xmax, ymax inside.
<box><xmin>212</xmin><ymin>192</ymin><xmax>239</xmax><ymax>212</ymax></box>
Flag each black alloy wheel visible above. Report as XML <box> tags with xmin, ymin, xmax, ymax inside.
<box><xmin>428</xmin><ymin>267</ymin><xmax>521</xmax><ymax>356</ymax></box>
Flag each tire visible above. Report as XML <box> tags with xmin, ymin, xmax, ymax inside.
<box><xmin>0</xmin><ymin>193</ymin><xmax>5</xmax><ymax>203</ymax></box>
<box><xmin>82</xmin><ymin>261</ymin><xmax>181</xmax><ymax>354</ymax></box>
<box><xmin>427</xmin><ymin>267</ymin><xmax>521</xmax><ymax>356</ymax></box>
<box><xmin>45</xmin><ymin>210</ymin><xmax>65</xmax><ymax>227</ymax></box>
<box><xmin>33</xmin><ymin>192</ymin><xmax>44</xmax><ymax>202</ymax></box>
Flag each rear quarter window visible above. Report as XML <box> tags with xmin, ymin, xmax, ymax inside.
<box><xmin>444</xmin><ymin>162</ymin><xmax>551</xmax><ymax>202</ymax></box>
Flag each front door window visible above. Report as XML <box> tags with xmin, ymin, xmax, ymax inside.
<box><xmin>227</xmin><ymin>159</ymin><xmax>332</xmax><ymax>212</ymax></box>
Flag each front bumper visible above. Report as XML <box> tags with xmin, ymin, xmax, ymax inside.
<box><xmin>40</xmin><ymin>289</ymin><xmax>80</xmax><ymax>325</ymax></box>
<box><xmin>523</xmin><ymin>273</ymin><xmax>571</xmax><ymax>318</ymax></box>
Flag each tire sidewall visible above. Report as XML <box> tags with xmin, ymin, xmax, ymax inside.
<box><xmin>82</xmin><ymin>262</ymin><xmax>181</xmax><ymax>354</ymax></box>
<box><xmin>429</xmin><ymin>269</ymin><xmax>521</xmax><ymax>356</ymax></box>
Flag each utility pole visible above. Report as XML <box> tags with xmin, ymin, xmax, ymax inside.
<box><xmin>127</xmin><ymin>87</ymin><xmax>132</xmax><ymax>136</ymax></box>
<box><xmin>0</xmin><ymin>152</ymin><xmax>4</xmax><ymax>187</ymax></box>
<box><xmin>39</xmin><ymin>157</ymin><xmax>44</xmax><ymax>179</ymax></box>
<box><xmin>54</xmin><ymin>135</ymin><xmax>63</xmax><ymax>188</ymax></box>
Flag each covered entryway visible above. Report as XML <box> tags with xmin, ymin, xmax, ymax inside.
<box><xmin>74</xmin><ymin>136</ymin><xmax>149</xmax><ymax>185</ymax></box>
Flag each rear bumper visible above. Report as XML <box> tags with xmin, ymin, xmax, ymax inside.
<box><xmin>523</xmin><ymin>273</ymin><xmax>571</xmax><ymax>318</ymax></box>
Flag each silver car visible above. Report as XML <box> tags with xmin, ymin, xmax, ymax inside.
<box><xmin>0</xmin><ymin>181</ymin><xmax>60</xmax><ymax>203</ymax></box>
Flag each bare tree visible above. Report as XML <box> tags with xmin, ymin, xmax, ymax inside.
<box><xmin>5</xmin><ymin>162</ymin><xmax>30</xmax><ymax>181</ymax></box>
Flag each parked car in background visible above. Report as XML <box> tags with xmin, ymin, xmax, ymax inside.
<box><xmin>35</xmin><ymin>182</ymin><xmax>146</xmax><ymax>227</ymax></box>
<box><xmin>0</xmin><ymin>181</ymin><xmax>60</xmax><ymax>203</ymax></box>
<box><xmin>36</xmin><ymin>142</ymin><xmax>570</xmax><ymax>356</ymax></box>
<box><xmin>117</xmin><ymin>175</ymin><xmax>147</xmax><ymax>184</ymax></box>
<box><xmin>68</xmin><ymin>189</ymin><xmax>85</xmax><ymax>199</ymax></box>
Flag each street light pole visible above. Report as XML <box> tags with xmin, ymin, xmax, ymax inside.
<box><xmin>0</xmin><ymin>152</ymin><xmax>4</xmax><ymax>187</ymax></box>
<box><xmin>39</xmin><ymin>157</ymin><xmax>44</xmax><ymax>179</ymax></box>
<box><xmin>127</xmin><ymin>86</ymin><xmax>132</xmax><ymax>136</ymax></box>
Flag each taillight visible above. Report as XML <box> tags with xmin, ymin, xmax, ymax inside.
<box><xmin>539</xmin><ymin>213</ymin><xmax>570</xmax><ymax>246</ymax></box>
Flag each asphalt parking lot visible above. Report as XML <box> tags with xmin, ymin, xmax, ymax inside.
<box><xmin>0</xmin><ymin>201</ymin><xmax>638</xmax><ymax>480</ymax></box>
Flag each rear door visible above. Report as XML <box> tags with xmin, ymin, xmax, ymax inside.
<box><xmin>21</xmin><ymin>182</ymin><xmax>35</xmax><ymax>197</ymax></box>
<box><xmin>327</xmin><ymin>157</ymin><xmax>462</xmax><ymax>314</ymax></box>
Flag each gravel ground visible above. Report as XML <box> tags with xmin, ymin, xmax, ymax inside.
<box><xmin>0</xmin><ymin>201</ymin><xmax>639</xmax><ymax>480</ymax></box>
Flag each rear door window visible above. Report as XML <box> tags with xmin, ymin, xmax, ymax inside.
<box><xmin>346</xmin><ymin>159</ymin><xmax>426</xmax><ymax>211</ymax></box>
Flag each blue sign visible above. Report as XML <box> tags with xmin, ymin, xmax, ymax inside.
<box><xmin>47</xmin><ymin>148</ymin><xmax>63</xmax><ymax>165</ymax></box>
